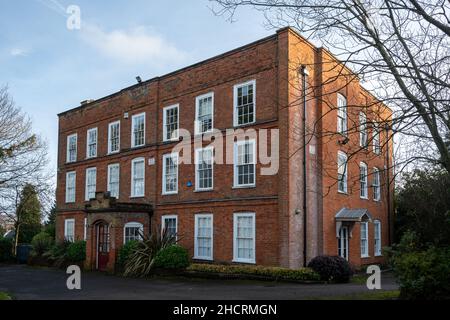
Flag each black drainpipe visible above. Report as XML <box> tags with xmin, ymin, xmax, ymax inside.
<box><xmin>301</xmin><ymin>65</ymin><xmax>308</xmax><ymax>267</ymax></box>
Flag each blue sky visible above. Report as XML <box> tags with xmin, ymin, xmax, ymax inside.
<box><xmin>0</xmin><ymin>0</ymin><xmax>270</xmax><ymax>178</ymax></box>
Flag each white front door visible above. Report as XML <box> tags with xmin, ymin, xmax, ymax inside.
<box><xmin>338</xmin><ymin>226</ymin><xmax>349</xmax><ymax>260</ymax></box>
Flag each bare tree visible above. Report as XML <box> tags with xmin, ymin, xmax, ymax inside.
<box><xmin>211</xmin><ymin>0</ymin><xmax>450</xmax><ymax>175</ymax></box>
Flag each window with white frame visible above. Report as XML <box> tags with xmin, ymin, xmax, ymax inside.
<box><xmin>131</xmin><ymin>113</ymin><xmax>145</xmax><ymax>147</ymax></box>
<box><xmin>123</xmin><ymin>222</ymin><xmax>143</xmax><ymax>244</ymax></box>
<box><xmin>85</xmin><ymin>167</ymin><xmax>96</xmax><ymax>201</ymax></box>
<box><xmin>194</xmin><ymin>214</ymin><xmax>213</xmax><ymax>260</ymax></box>
<box><xmin>374</xmin><ymin>220</ymin><xmax>382</xmax><ymax>256</ymax></box>
<box><xmin>107</xmin><ymin>163</ymin><xmax>120</xmax><ymax>199</ymax></box>
<box><xmin>162</xmin><ymin>215</ymin><xmax>177</xmax><ymax>239</ymax></box>
<box><xmin>360</xmin><ymin>162</ymin><xmax>368</xmax><ymax>199</ymax></box>
<box><xmin>360</xmin><ymin>221</ymin><xmax>369</xmax><ymax>257</ymax></box>
<box><xmin>233</xmin><ymin>212</ymin><xmax>255</xmax><ymax>263</ymax></box>
<box><xmin>64</xmin><ymin>219</ymin><xmax>75</xmax><ymax>242</ymax></box>
<box><xmin>337</xmin><ymin>94</ymin><xmax>347</xmax><ymax>135</ymax></box>
<box><xmin>131</xmin><ymin>158</ymin><xmax>145</xmax><ymax>197</ymax></box>
<box><xmin>234</xmin><ymin>80</ymin><xmax>255</xmax><ymax>126</ymax></box>
<box><xmin>86</xmin><ymin>128</ymin><xmax>97</xmax><ymax>158</ymax></box>
<box><xmin>163</xmin><ymin>105</ymin><xmax>179</xmax><ymax>141</ymax></box>
<box><xmin>195</xmin><ymin>147</ymin><xmax>213</xmax><ymax>191</ymax></box>
<box><xmin>84</xmin><ymin>218</ymin><xmax>87</xmax><ymax>241</ymax></box>
<box><xmin>108</xmin><ymin>121</ymin><xmax>120</xmax><ymax>154</ymax></box>
<box><xmin>195</xmin><ymin>93</ymin><xmax>213</xmax><ymax>134</ymax></box>
<box><xmin>373</xmin><ymin>122</ymin><xmax>381</xmax><ymax>154</ymax></box>
<box><xmin>67</xmin><ymin>134</ymin><xmax>77</xmax><ymax>163</ymax></box>
<box><xmin>162</xmin><ymin>153</ymin><xmax>178</xmax><ymax>194</ymax></box>
<box><xmin>65</xmin><ymin>171</ymin><xmax>76</xmax><ymax>203</ymax></box>
<box><xmin>359</xmin><ymin>112</ymin><xmax>368</xmax><ymax>148</ymax></box>
<box><xmin>337</xmin><ymin>151</ymin><xmax>348</xmax><ymax>193</ymax></box>
<box><xmin>234</xmin><ymin>139</ymin><xmax>256</xmax><ymax>187</ymax></box>
<box><xmin>373</xmin><ymin>167</ymin><xmax>381</xmax><ymax>201</ymax></box>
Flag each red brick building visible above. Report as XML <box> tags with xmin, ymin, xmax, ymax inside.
<box><xmin>56</xmin><ymin>28</ymin><xmax>393</xmax><ymax>272</ymax></box>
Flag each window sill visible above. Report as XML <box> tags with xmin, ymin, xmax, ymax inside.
<box><xmin>162</xmin><ymin>138</ymin><xmax>180</xmax><ymax>143</ymax></box>
<box><xmin>232</xmin><ymin>259</ymin><xmax>256</xmax><ymax>264</ymax></box>
<box><xmin>232</xmin><ymin>185</ymin><xmax>256</xmax><ymax>189</ymax></box>
<box><xmin>361</xmin><ymin>255</ymin><xmax>370</xmax><ymax>259</ymax></box>
<box><xmin>162</xmin><ymin>192</ymin><xmax>178</xmax><ymax>196</ymax></box>
<box><xmin>233</xmin><ymin>121</ymin><xmax>256</xmax><ymax>129</ymax></box>
<box><xmin>338</xmin><ymin>190</ymin><xmax>348</xmax><ymax>195</ymax></box>
<box><xmin>360</xmin><ymin>196</ymin><xmax>369</xmax><ymax>200</ymax></box>
<box><xmin>194</xmin><ymin>189</ymin><xmax>214</xmax><ymax>193</ymax></box>
<box><xmin>193</xmin><ymin>256</ymin><xmax>213</xmax><ymax>261</ymax></box>
<box><xmin>107</xmin><ymin>151</ymin><xmax>120</xmax><ymax>156</ymax></box>
<box><xmin>130</xmin><ymin>195</ymin><xmax>145</xmax><ymax>199</ymax></box>
<box><xmin>375</xmin><ymin>254</ymin><xmax>383</xmax><ymax>257</ymax></box>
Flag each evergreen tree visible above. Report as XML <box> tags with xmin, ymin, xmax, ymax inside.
<box><xmin>15</xmin><ymin>184</ymin><xmax>42</xmax><ymax>244</ymax></box>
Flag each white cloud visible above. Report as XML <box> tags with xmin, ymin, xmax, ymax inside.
<box><xmin>10</xmin><ymin>48</ymin><xmax>28</xmax><ymax>57</ymax></box>
<box><xmin>80</xmin><ymin>24</ymin><xmax>186</xmax><ymax>65</ymax></box>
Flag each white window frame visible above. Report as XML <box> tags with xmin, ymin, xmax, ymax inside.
<box><xmin>162</xmin><ymin>153</ymin><xmax>179</xmax><ymax>195</ymax></box>
<box><xmin>360</xmin><ymin>221</ymin><xmax>369</xmax><ymax>258</ymax></box>
<box><xmin>373</xmin><ymin>122</ymin><xmax>381</xmax><ymax>155</ymax></box>
<box><xmin>359</xmin><ymin>112</ymin><xmax>368</xmax><ymax>148</ymax></box>
<box><xmin>84</xmin><ymin>217</ymin><xmax>87</xmax><ymax>241</ymax></box>
<box><xmin>195</xmin><ymin>92</ymin><xmax>214</xmax><ymax>135</ymax></box>
<box><xmin>66</xmin><ymin>133</ymin><xmax>77</xmax><ymax>163</ymax></box>
<box><xmin>374</xmin><ymin>220</ymin><xmax>382</xmax><ymax>256</ymax></box>
<box><xmin>233</xmin><ymin>212</ymin><xmax>256</xmax><ymax>264</ymax></box>
<box><xmin>85</xmin><ymin>167</ymin><xmax>97</xmax><ymax>201</ymax></box>
<box><xmin>108</xmin><ymin>120</ymin><xmax>120</xmax><ymax>154</ymax></box>
<box><xmin>64</xmin><ymin>218</ymin><xmax>75</xmax><ymax>242</ymax></box>
<box><xmin>86</xmin><ymin>127</ymin><xmax>98</xmax><ymax>159</ymax></box>
<box><xmin>233</xmin><ymin>80</ymin><xmax>256</xmax><ymax>127</ymax></box>
<box><xmin>131</xmin><ymin>157</ymin><xmax>145</xmax><ymax>198</ymax></box>
<box><xmin>337</xmin><ymin>151</ymin><xmax>348</xmax><ymax>194</ymax></box>
<box><xmin>233</xmin><ymin>139</ymin><xmax>256</xmax><ymax>188</ymax></box>
<box><xmin>131</xmin><ymin>112</ymin><xmax>146</xmax><ymax>148</ymax></box>
<box><xmin>162</xmin><ymin>215</ymin><xmax>178</xmax><ymax>240</ymax></box>
<box><xmin>195</xmin><ymin>147</ymin><xmax>214</xmax><ymax>191</ymax></box>
<box><xmin>65</xmin><ymin>171</ymin><xmax>76</xmax><ymax>203</ymax></box>
<box><xmin>107</xmin><ymin>163</ymin><xmax>120</xmax><ymax>199</ymax></box>
<box><xmin>194</xmin><ymin>214</ymin><xmax>213</xmax><ymax>261</ymax></box>
<box><xmin>360</xmin><ymin>162</ymin><xmax>368</xmax><ymax>199</ymax></box>
<box><xmin>373</xmin><ymin>167</ymin><xmax>381</xmax><ymax>201</ymax></box>
<box><xmin>337</xmin><ymin>94</ymin><xmax>348</xmax><ymax>135</ymax></box>
<box><xmin>123</xmin><ymin>222</ymin><xmax>144</xmax><ymax>244</ymax></box>
<box><xmin>163</xmin><ymin>104</ymin><xmax>179</xmax><ymax>142</ymax></box>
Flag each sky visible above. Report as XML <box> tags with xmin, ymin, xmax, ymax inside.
<box><xmin>0</xmin><ymin>0</ymin><xmax>270</xmax><ymax>180</ymax></box>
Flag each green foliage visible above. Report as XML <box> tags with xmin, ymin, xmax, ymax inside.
<box><xmin>307</xmin><ymin>255</ymin><xmax>354</xmax><ymax>283</ymax></box>
<box><xmin>43</xmin><ymin>240</ymin><xmax>71</xmax><ymax>267</ymax></box>
<box><xmin>153</xmin><ymin>245</ymin><xmax>190</xmax><ymax>269</ymax></box>
<box><xmin>0</xmin><ymin>237</ymin><xmax>13</xmax><ymax>262</ymax></box>
<box><xmin>66</xmin><ymin>241</ymin><xmax>86</xmax><ymax>262</ymax></box>
<box><xmin>16</xmin><ymin>184</ymin><xmax>42</xmax><ymax>243</ymax></box>
<box><xmin>123</xmin><ymin>227</ymin><xmax>176</xmax><ymax>277</ymax></box>
<box><xmin>43</xmin><ymin>203</ymin><xmax>56</xmax><ymax>238</ymax></box>
<box><xmin>117</xmin><ymin>240</ymin><xmax>139</xmax><ymax>267</ymax></box>
<box><xmin>30</xmin><ymin>232</ymin><xmax>53</xmax><ymax>256</ymax></box>
<box><xmin>187</xmin><ymin>264</ymin><xmax>321</xmax><ymax>282</ymax></box>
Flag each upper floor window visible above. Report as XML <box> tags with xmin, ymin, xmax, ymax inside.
<box><xmin>373</xmin><ymin>122</ymin><xmax>381</xmax><ymax>154</ymax></box>
<box><xmin>66</xmin><ymin>134</ymin><xmax>77</xmax><ymax>163</ymax></box>
<box><xmin>195</xmin><ymin>147</ymin><xmax>213</xmax><ymax>191</ymax></box>
<box><xmin>131</xmin><ymin>158</ymin><xmax>145</xmax><ymax>197</ymax></box>
<box><xmin>65</xmin><ymin>171</ymin><xmax>76</xmax><ymax>203</ymax></box>
<box><xmin>360</xmin><ymin>221</ymin><xmax>369</xmax><ymax>257</ymax></box>
<box><xmin>374</xmin><ymin>220</ymin><xmax>382</xmax><ymax>256</ymax></box>
<box><xmin>108</xmin><ymin>121</ymin><xmax>120</xmax><ymax>154</ymax></box>
<box><xmin>337</xmin><ymin>151</ymin><xmax>348</xmax><ymax>193</ymax></box>
<box><xmin>162</xmin><ymin>215</ymin><xmax>178</xmax><ymax>240</ymax></box>
<box><xmin>131</xmin><ymin>113</ymin><xmax>145</xmax><ymax>148</ymax></box>
<box><xmin>360</xmin><ymin>162</ymin><xmax>368</xmax><ymax>199</ymax></box>
<box><xmin>64</xmin><ymin>219</ymin><xmax>75</xmax><ymax>242</ymax></box>
<box><xmin>337</xmin><ymin>94</ymin><xmax>347</xmax><ymax>135</ymax></box>
<box><xmin>162</xmin><ymin>153</ymin><xmax>178</xmax><ymax>195</ymax></box>
<box><xmin>373</xmin><ymin>167</ymin><xmax>381</xmax><ymax>201</ymax></box>
<box><xmin>107</xmin><ymin>163</ymin><xmax>120</xmax><ymax>199</ymax></box>
<box><xmin>234</xmin><ymin>139</ymin><xmax>256</xmax><ymax>188</ymax></box>
<box><xmin>123</xmin><ymin>222</ymin><xmax>143</xmax><ymax>244</ymax></box>
<box><xmin>359</xmin><ymin>112</ymin><xmax>368</xmax><ymax>148</ymax></box>
<box><xmin>234</xmin><ymin>80</ymin><xmax>256</xmax><ymax>127</ymax></box>
<box><xmin>195</xmin><ymin>93</ymin><xmax>214</xmax><ymax>134</ymax></box>
<box><xmin>86</xmin><ymin>128</ymin><xmax>97</xmax><ymax>158</ymax></box>
<box><xmin>85</xmin><ymin>167</ymin><xmax>97</xmax><ymax>201</ymax></box>
<box><xmin>163</xmin><ymin>105</ymin><xmax>179</xmax><ymax>141</ymax></box>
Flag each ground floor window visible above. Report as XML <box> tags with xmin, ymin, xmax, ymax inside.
<box><xmin>360</xmin><ymin>221</ymin><xmax>369</xmax><ymax>258</ymax></box>
<box><xmin>123</xmin><ymin>222</ymin><xmax>143</xmax><ymax>244</ymax></box>
<box><xmin>233</xmin><ymin>212</ymin><xmax>255</xmax><ymax>264</ymax></box>
<box><xmin>162</xmin><ymin>215</ymin><xmax>177</xmax><ymax>240</ymax></box>
<box><xmin>64</xmin><ymin>219</ymin><xmax>75</xmax><ymax>242</ymax></box>
<box><xmin>194</xmin><ymin>214</ymin><xmax>213</xmax><ymax>260</ymax></box>
<box><xmin>374</xmin><ymin>220</ymin><xmax>382</xmax><ymax>256</ymax></box>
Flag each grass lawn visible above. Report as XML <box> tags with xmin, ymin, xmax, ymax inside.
<box><xmin>309</xmin><ymin>290</ymin><xmax>400</xmax><ymax>300</ymax></box>
<box><xmin>0</xmin><ymin>292</ymin><xmax>12</xmax><ymax>300</ymax></box>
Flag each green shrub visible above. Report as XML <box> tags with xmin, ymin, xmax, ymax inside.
<box><xmin>0</xmin><ymin>238</ymin><xmax>13</xmax><ymax>262</ymax></box>
<box><xmin>31</xmin><ymin>232</ymin><xmax>54</xmax><ymax>256</ymax></box>
<box><xmin>43</xmin><ymin>240</ymin><xmax>71</xmax><ymax>267</ymax></box>
<box><xmin>187</xmin><ymin>264</ymin><xmax>321</xmax><ymax>281</ymax></box>
<box><xmin>66</xmin><ymin>241</ymin><xmax>86</xmax><ymax>262</ymax></box>
<box><xmin>118</xmin><ymin>240</ymin><xmax>139</xmax><ymax>267</ymax></box>
<box><xmin>154</xmin><ymin>245</ymin><xmax>190</xmax><ymax>269</ymax></box>
<box><xmin>307</xmin><ymin>255</ymin><xmax>354</xmax><ymax>283</ymax></box>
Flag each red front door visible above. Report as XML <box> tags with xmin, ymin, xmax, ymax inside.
<box><xmin>97</xmin><ymin>223</ymin><xmax>110</xmax><ymax>271</ymax></box>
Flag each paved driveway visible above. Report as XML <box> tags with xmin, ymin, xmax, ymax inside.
<box><xmin>0</xmin><ymin>264</ymin><xmax>398</xmax><ymax>300</ymax></box>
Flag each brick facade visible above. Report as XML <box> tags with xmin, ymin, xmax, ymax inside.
<box><xmin>56</xmin><ymin>28</ymin><xmax>393</xmax><ymax>272</ymax></box>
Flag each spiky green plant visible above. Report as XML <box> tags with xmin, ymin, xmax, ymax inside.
<box><xmin>123</xmin><ymin>226</ymin><xmax>177</xmax><ymax>277</ymax></box>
